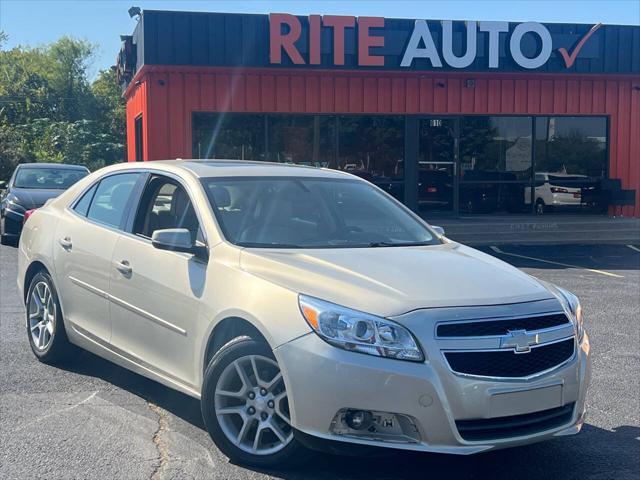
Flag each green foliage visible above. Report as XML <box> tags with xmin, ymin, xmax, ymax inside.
<box><xmin>0</xmin><ymin>36</ymin><xmax>125</xmax><ymax>181</ymax></box>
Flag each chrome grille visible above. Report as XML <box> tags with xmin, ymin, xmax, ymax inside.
<box><xmin>444</xmin><ymin>338</ymin><xmax>575</xmax><ymax>378</ymax></box>
<box><xmin>437</xmin><ymin>313</ymin><xmax>570</xmax><ymax>337</ymax></box>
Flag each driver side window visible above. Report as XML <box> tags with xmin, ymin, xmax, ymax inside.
<box><xmin>134</xmin><ymin>177</ymin><xmax>203</xmax><ymax>243</ymax></box>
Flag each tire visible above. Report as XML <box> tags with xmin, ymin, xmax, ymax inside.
<box><xmin>201</xmin><ymin>336</ymin><xmax>310</xmax><ymax>468</ymax></box>
<box><xmin>535</xmin><ymin>199</ymin><xmax>546</xmax><ymax>215</ymax></box>
<box><xmin>25</xmin><ymin>271</ymin><xmax>77</xmax><ymax>363</ymax></box>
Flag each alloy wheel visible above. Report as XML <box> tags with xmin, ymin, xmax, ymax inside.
<box><xmin>28</xmin><ymin>281</ymin><xmax>56</xmax><ymax>351</ymax></box>
<box><xmin>214</xmin><ymin>354</ymin><xmax>293</xmax><ymax>455</ymax></box>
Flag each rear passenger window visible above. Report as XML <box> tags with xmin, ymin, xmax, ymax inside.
<box><xmin>73</xmin><ymin>184</ymin><xmax>98</xmax><ymax>216</ymax></box>
<box><xmin>86</xmin><ymin>173</ymin><xmax>140</xmax><ymax>229</ymax></box>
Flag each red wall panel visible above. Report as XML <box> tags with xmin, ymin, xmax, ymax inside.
<box><xmin>125</xmin><ymin>66</ymin><xmax>640</xmax><ymax>216</ymax></box>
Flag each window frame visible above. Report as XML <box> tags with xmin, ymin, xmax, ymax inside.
<box><xmin>128</xmin><ymin>171</ymin><xmax>209</xmax><ymax>249</ymax></box>
<box><xmin>67</xmin><ymin>171</ymin><xmax>147</xmax><ymax>233</ymax></box>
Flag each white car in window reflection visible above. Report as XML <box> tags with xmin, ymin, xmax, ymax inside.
<box><xmin>17</xmin><ymin>160</ymin><xmax>590</xmax><ymax>468</ymax></box>
<box><xmin>526</xmin><ymin>172</ymin><xmax>589</xmax><ymax>214</ymax></box>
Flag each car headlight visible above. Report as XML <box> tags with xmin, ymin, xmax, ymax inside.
<box><xmin>556</xmin><ymin>287</ymin><xmax>584</xmax><ymax>342</ymax></box>
<box><xmin>5</xmin><ymin>199</ymin><xmax>26</xmax><ymax>215</ymax></box>
<box><xmin>298</xmin><ymin>295</ymin><xmax>424</xmax><ymax>362</ymax></box>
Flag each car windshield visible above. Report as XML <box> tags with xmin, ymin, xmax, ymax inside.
<box><xmin>202</xmin><ymin>176</ymin><xmax>439</xmax><ymax>248</ymax></box>
<box><xmin>14</xmin><ymin>167</ymin><xmax>88</xmax><ymax>189</ymax></box>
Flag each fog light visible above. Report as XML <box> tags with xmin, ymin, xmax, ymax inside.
<box><xmin>344</xmin><ymin>409</ymin><xmax>373</xmax><ymax>430</ymax></box>
<box><xmin>330</xmin><ymin>408</ymin><xmax>421</xmax><ymax>444</ymax></box>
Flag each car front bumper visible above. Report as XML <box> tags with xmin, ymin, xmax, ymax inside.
<box><xmin>275</xmin><ymin>309</ymin><xmax>590</xmax><ymax>454</ymax></box>
<box><xmin>1</xmin><ymin>209</ymin><xmax>24</xmax><ymax>245</ymax></box>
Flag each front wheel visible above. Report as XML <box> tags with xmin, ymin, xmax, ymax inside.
<box><xmin>201</xmin><ymin>336</ymin><xmax>309</xmax><ymax>468</ymax></box>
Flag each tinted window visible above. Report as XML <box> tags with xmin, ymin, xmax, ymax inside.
<box><xmin>87</xmin><ymin>173</ymin><xmax>140</xmax><ymax>229</ymax></box>
<box><xmin>338</xmin><ymin>116</ymin><xmax>405</xmax><ymax>201</ymax></box>
<box><xmin>73</xmin><ymin>184</ymin><xmax>98</xmax><ymax>216</ymax></box>
<box><xmin>202</xmin><ymin>177</ymin><xmax>437</xmax><ymax>248</ymax></box>
<box><xmin>267</xmin><ymin>115</ymin><xmax>336</xmax><ymax>167</ymax></box>
<box><xmin>192</xmin><ymin>113</ymin><xmax>266</xmax><ymax>160</ymax></box>
<box><xmin>14</xmin><ymin>167</ymin><xmax>89</xmax><ymax>189</ymax></box>
<box><xmin>135</xmin><ymin>178</ymin><xmax>201</xmax><ymax>242</ymax></box>
<box><xmin>460</xmin><ymin>116</ymin><xmax>532</xmax><ymax>181</ymax></box>
<box><xmin>535</xmin><ymin>117</ymin><xmax>607</xmax><ymax>178</ymax></box>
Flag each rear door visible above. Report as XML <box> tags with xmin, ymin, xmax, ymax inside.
<box><xmin>53</xmin><ymin>172</ymin><xmax>143</xmax><ymax>344</ymax></box>
<box><xmin>108</xmin><ymin>174</ymin><xmax>208</xmax><ymax>389</ymax></box>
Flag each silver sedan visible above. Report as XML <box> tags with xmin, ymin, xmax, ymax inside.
<box><xmin>17</xmin><ymin>160</ymin><xmax>590</xmax><ymax>467</ymax></box>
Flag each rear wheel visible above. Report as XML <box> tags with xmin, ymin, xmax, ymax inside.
<box><xmin>535</xmin><ymin>199</ymin><xmax>546</xmax><ymax>215</ymax></box>
<box><xmin>26</xmin><ymin>271</ymin><xmax>77</xmax><ymax>363</ymax></box>
<box><xmin>201</xmin><ymin>336</ymin><xmax>309</xmax><ymax>467</ymax></box>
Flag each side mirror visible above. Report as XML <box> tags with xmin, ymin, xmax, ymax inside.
<box><xmin>152</xmin><ymin>228</ymin><xmax>195</xmax><ymax>253</ymax></box>
<box><xmin>152</xmin><ymin>228</ymin><xmax>209</xmax><ymax>260</ymax></box>
<box><xmin>432</xmin><ymin>225</ymin><xmax>445</xmax><ymax>237</ymax></box>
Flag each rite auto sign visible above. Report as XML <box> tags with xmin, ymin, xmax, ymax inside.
<box><xmin>269</xmin><ymin>14</ymin><xmax>602</xmax><ymax>70</ymax></box>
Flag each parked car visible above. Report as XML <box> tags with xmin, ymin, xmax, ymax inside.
<box><xmin>525</xmin><ymin>172</ymin><xmax>590</xmax><ymax>214</ymax></box>
<box><xmin>1</xmin><ymin>163</ymin><xmax>89</xmax><ymax>246</ymax></box>
<box><xmin>17</xmin><ymin>160</ymin><xmax>590</xmax><ymax>467</ymax></box>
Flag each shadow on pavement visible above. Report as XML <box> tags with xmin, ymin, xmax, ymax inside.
<box><xmin>481</xmin><ymin>244</ymin><xmax>640</xmax><ymax>272</ymax></box>
<box><xmin>57</xmin><ymin>350</ymin><xmax>640</xmax><ymax>480</ymax></box>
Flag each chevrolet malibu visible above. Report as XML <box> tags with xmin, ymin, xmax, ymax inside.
<box><xmin>17</xmin><ymin>160</ymin><xmax>590</xmax><ymax>467</ymax></box>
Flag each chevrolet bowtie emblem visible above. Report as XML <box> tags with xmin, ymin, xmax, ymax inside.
<box><xmin>500</xmin><ymin>330</ymin><xmax>540</xmax><ymax>353</ymax></box>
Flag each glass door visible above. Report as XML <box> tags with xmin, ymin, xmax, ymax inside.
<box><xmin>417</xmin><ymin>118</ymin><xmax>458</xmax><ymax>214</ymax></box>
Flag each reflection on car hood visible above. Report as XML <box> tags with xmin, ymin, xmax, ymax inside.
<box><xmin>240</xmin><ymin>242</ymin><xmax>554</xmax><ymax>317</ymax></box>
<box><xmin>9</xmin><ymin>188</ymin><xmax>63</xmax><ymax>208</ymax></box>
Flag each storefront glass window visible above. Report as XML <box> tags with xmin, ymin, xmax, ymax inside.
<box><xmin>337</xmin><ymin>116</ymin><xmax>405</xmax><ymax>201</ymax></box>
<box><xmin>458</xmin><ymin>116</ymin><xmax>532</xmax><ymax>213</ymax></box>
<box><xmin>460</xmin><ymin>117</ymin><xmax>533</xmax><ymax>182</ymax></box>
<box><xmin>267</xmin><ymin>115</ymin><xmax>336</xmax><ymax>167</ymax></box>
<box><xmin>192</xmin><ymin>113</ymin><xmax>266</xmax><ymax>160</ymax></box>
<box><xmin>535</xmin><ymin>117</ymin><xmax>607</xmax><ymax>177</ymax></box>
<box><xmin>532</xmin><ymin>116</ymin><xmax>608</xmax><ymax>213</ymax></box>
<box><xmin>417</xmin><ymin>118</ymin><xmax>456</xmax><ymax>212</ymax></box>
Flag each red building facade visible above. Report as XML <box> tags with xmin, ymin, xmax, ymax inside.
<box><xmin>120</xmin><ymin>11</ymin><xmax>640</xmax><ymax>216</ymax></box>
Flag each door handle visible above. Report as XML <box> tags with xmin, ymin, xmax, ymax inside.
<box><xmin>115</xmin><ymin>260</ymin><xmax>132</xmax><ymax>275</ymax></box>
<box><xmin>58</xmin><ymin>237</ymin><xmax>72</xmax><ymax>250</ymax></box>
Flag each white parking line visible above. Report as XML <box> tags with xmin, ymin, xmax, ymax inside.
<box><xmin>490</xmin><ymin>246</ymin><xmax>624</xmax><ymax>278</ymax></box>
<box><xmin>627</xmin><ymin>245</ymin><xmax>640</xmax><ymax>253</ymax></box>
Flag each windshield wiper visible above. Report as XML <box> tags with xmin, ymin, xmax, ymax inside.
<box><xmin>237</xmin><ymin>242</ymin><xmax>304</xmax><ymax>248</ymax></box>
<box><xmin>366</xmin><ymin>241</ymin><xmax>432</xmax><ymax>248</ymax></box>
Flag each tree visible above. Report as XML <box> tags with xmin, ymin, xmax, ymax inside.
<box><xmin>0</xmin><ymin>36</ymin><xmax>126</xmax><ymax>180</ymax></box>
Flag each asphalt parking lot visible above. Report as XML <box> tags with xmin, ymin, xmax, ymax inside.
<box><xmin>1</xmin><ymin>243</ymin><xmax>638</xmax><ymax>480</ymax></box>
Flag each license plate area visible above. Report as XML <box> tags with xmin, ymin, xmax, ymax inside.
<box><xmin>489</xmin><ymin>385</ymin><xmax>563</xmax><ymax>418</ymax></box>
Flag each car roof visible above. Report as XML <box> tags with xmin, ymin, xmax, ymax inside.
<box><xmin>109</xmin><ymin>159</ymin><xmax>355</xmax><ymax>180</ymax></box>
<box><xmin>17</xmin><ymin>163</ymin><xmax>89</xmax><ymax>171</ymax></box>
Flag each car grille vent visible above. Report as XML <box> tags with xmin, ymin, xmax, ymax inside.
<box><xmin>456</xmin><ymin>403</ymin><xmax>575</xmax><ymax>441</ymax></box>
<box><xmin>444</xmin><ymin>338</ymin><xmax>575</xmax><ymax>378</ymax></box>
<box><xmin>437</xmin><ymin>313</ymin><xmax>570</xmax><ymax>337</ymax></box>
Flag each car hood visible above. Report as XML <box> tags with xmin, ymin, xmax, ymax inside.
<box><xmin>9</xmin><ymin>188</ymin><xmax>63</xmax><ymax>208</ymax></box>
<box><xmin>239</xmin><ymin>242</ymin><xmax>555</xmax><ymax>317</ymax></box>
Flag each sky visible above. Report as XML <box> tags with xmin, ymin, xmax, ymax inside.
<box><xmin>1</xmin><ymin>0</ymin><xmax>639</xmax><ymax>76</ymax></box>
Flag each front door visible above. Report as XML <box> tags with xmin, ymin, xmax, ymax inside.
<box><xmin>108</xmin><ymin>175</ymin><xmax>207</xmax><ymax>390</ymax></box>
<box><xmin>417</xmin><ymin>118</ymin><xmax>458</xmax><ymax>214</ymax></box>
